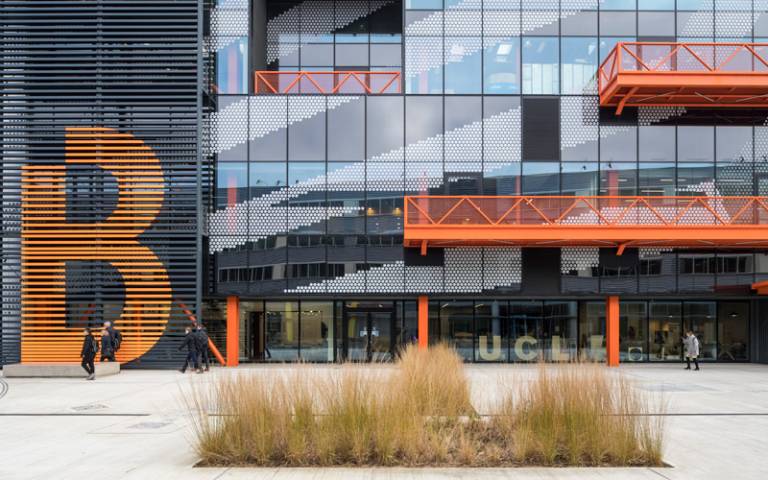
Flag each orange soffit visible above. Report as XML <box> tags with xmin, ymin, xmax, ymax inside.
<box><xmin>598</xmin><ymin>42</ymin><xmax>768</xmax><ymax>113</ymax></box>
<box><xmin>21</xmin><ymin>127</ymin><xmax>171</xmax><ymax>364</ymax></box>
<box><xmin>254</xmin><ymin>70</ymin><xmax>401</xmax><ymax>94</ymax></box>
<box><xmin>404</xmin><ymin>196</ymin><xmax>768</xmax><ymax>251</ymax></box>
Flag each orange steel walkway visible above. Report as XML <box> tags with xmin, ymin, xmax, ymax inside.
<box><xmin>254</xmin><ymin>70</ymin><xmax>401</xmax><ymax>94</ymax></box>
<box><xmin>598</xmin><ymin>42</ymin><xmax>768</xmax><ymax>113</ymax></box>
<box><xmin>404</xmin><ymin>196</ymin><xmax>768</xmax><ymax>254</ymax></box>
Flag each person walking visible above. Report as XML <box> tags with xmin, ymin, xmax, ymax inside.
<box><xmin>103</xmin><ymin>321</ymin><xmax>123</xmax><ymax>353</ymax></box>
<box><xmin>195</xmin><ymin>323</ymin><xmax>211</xmax><ymax>372</ymax></box>
<box><xmin>683</xmin><ymin>330</ymin><xmax>700</xmax><ymax>371</ymax></box>
<box><xmin>179</xmin><ymin>326</ymin><xmax>201</xmax><ymax>373</ymax></box>
<box><xmin>80</xmin><ymin>328</ymin><xmax>98</xmax><ymax>380</ymax></box>
<box><xmin>100</xmin><ymin>328</ymin><xmax>116</xmax><ymax>362</ymax></box>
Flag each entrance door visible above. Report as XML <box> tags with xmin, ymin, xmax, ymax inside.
<box><xmin>343</xmin><ymin>308</ymin><xmax>394</xmax><ymax>362</ymax></box>
<box><xmin>248</xmin><ymin>311</ymin><xmax>266</xmax><ymax>361</ymax></box>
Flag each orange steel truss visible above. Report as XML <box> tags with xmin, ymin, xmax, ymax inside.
<box><xmin>254</xmin><ymin>70</ymin><xmax>401</xmax><ymax>94</ymax></box>
<box><xmin>598</xmin><ymin>42</ymin><xmax>768</xmax><ymax>113</ymax></box>
<box><xmin>404</xmin><ymin>196</ymin><xmax>768</xmax><ymax>252</ymax></box>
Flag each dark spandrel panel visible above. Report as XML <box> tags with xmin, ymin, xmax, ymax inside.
<box><xmin>522</xmin><ymin>97</ymin><xmax>559</xmax><ymax>161</ymax></box>
<box><xmin>1</xmin><ymin>0</ymin><xmax>200</xmax><ymax>368</ymax></box>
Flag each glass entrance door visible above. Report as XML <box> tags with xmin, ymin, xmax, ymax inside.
<box><xmin>343</xmin><ymin>308</ymin><xmax>394</xmax><ymax>362</ymax></box>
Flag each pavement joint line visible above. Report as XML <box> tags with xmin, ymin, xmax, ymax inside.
<box><xmin>0</xmin><ymin>413</ymin><xmax>150</xmax><ymax>417</ymax></box>
<box><xmin>650</xmin><ymin>467</ymin><xmax>674</xmax><ymax>480</ymax></box>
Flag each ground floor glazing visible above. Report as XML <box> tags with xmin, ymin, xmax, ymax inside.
<box><xmin>202</xmin><ymin>298</ymin><xmax>751</xmax><ymax>364</ymax></box>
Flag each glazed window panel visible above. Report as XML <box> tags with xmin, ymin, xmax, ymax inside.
<box><xmin>639</xmin><ymin>126</ymin><xmax>674</xmax><ymax>163</ymax></box>
<box><xmin>543</xmin><ymin>301</ymin><xmax>577</xmax><ymax>362</ymax></box>
<box><xmin>678</xmin><ymin>126</ymin><xmax>714</xmax><ymax>163</ymax></box>
<box><xmin>684</xmin><ymin>302</ymin><xmax>717</xmax><ymax>361</ymax></box>
<box><xmin>215</xmin><ymin>37</ymin><xmax>249</xmax><ymax>94</ymax></box>
<box><xmin>509</xmin><ymin>301</ymin><xmax>544</xmax><ymax>362</ymax></box>
<box><xmin>649</xmin><ymin>302</ymin><xmax>682</xmax><ymax>361</ymax></box>
<box><xmin>265</xmin><ymin>301</ymin><xmax>300</xmax><ymax>361</ymax></box>
<box><xmin>405</xmin><ymin>37</ymin><xmax>443</xmax><ymax>94</ymax></box>
<box><xmin>600</xmin><ymin>161</ymin><xmax>637</xmax><ymax>196</ymax></box>
<box><xmin>560</xmin><ymin>37</ymin><xmax>598</xmax><ymax>95</ymax></box>
<box><xmin>483</xmin><ymin>37</ymin><xmax>520</xmax><ymax>94</ymax></box>
<box><xmin>368</xmin><ymin>96</ymin><xmax>404</xmax><ymax>160</ymax></box>
<box><xmin>217</xmin><ymin>162</ymin><xmax>248</xmax><ymax>210</ymax></box>
<box><xmin>522</xmin><ymin>37</ymin><xmax>559</xmax><ymax>94</ymax></box>
<box><xmin>300</xmin><ymin>302</ymin><xmax>335</xmax><ymax>362</ymax></box>
<box><xmin>578</xmin><ymin>302</ymin><xmax>605</xmax><ymax>362</ymax></box>
<box><xmin>444</xmin><ymin>37</ymin><xmax>482</xmax><ymax>94</ymax></box>
<box><xmin>638</xmin><ymin>162</ymin><xmax>676</xmax><ymax>196</ymax></box>
<box><xmin>620</xmin><ymin>301</ymin><xmax>648</xmax><ymax>362</ymax></box>
<box><xmin>475</xmin><ymin>301</ymin><xmax>509</xmax><ymax>362</ymax></box>
<box><xmin>440</xmin><ymin>301</ymin><xmax>474</xmax><ymax>361</ymax></box>
<box><xmin>718</xmin><ymin>302</ymin><xmax>749</xmax><ymax>361</ymax></box>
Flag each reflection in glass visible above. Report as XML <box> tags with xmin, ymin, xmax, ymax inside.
<box><xmin>718</xmin><ymin>302</ymin><xmax>749</xmax><ymax>361</ymax></box>
<box><xmin>405</xmin><ymin>37</ymin><xmax>443</xmax><ymax>93</ymax></box>
<box><xmin>265</xmin><ymin>301</ymin><xmax>299</xmax><ymax>361</ymax></box>
<box><xmin>544</xmin><ymin>301</ymin><xmax>577</xmax><ymax>361</ymax></box>
<box><xmin>445</xmin><ymin>37</ymin><xmax>482</xmax><ymax>94</ymax></box>
<box><xmin>300</xmin><ymin>302</ymin><xmax>334</xmax><ymax>361</ymax></box>
<box><xmin>620</xmin><ymin>302</ymin><xmax>647</xmax><ymax>362</ymax></box>
<box><xmin>639</xmin><ymin>162</ymin><xmax>675</xmax><ymax>196</ymax></box>
<box><xmin>649</xmin><ymin>302</ymin><xmax>681</xmax><ymax>361</ymax></box>
<box><xmin>685</xmin><ymin>302</ymin><xmax>716</xmax><ymax>360</ymax></box>
<box><xmin>522</xmin><ymin>37</ymin><xmax>559</xmax><ymax>94</ymax></box>
<box><xmin>509</xmin><ymin>301</ymin><xmax>543</xmax><ymax>362</ymax></box>
<box><xmin>440</xmin><ymin>301</ymin><xmax>473</xmax><ymax>361</ymax></box>
<box><xmin>561</xmin><ymin>162</ymin><xmax>598</xmax><ymax>196</ymax></box>
<box><xmin>215</xmin><ymin>37</ymin><xmax>248</xmax><ymax>94</ymax></box>
<box><xmin>561</xmin><ymin>37</ymin><xmax>597</xmax><ymax>94</ymax></box>
<box><xmin>579</xmin><ymin>302</ymin><xmax>605</xmax><ymax>361</ymax></box>
<box><xmin>484</xmin><ymin>37</ymin><xmax>520</xmax><ymax>94</ymax></box>
<box><xmin>600</xmin><ymin>162</ymin><xmax>637</xmax><ymax>196</ymax></box>
<box><xmin>475</xmin><ymin>301</ymin><xmax>508</xmax><ymax>362</ymax></box>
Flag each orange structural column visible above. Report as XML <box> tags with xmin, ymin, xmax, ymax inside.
<box><xmin>418</xmin><ymin>295</ymin><xmax>428</xmax><ymax>350</ymax></box>
<box><xmin>606</xmin><ymin>296</ymin><xmax>620</xmax><ymax>367</ymax></box>
<box><xmin>226</xmin><ymin>296</ymin><xmax>239</xmax><ymax>367</ymax></box>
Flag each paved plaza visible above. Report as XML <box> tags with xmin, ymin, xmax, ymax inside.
<box><xmin>1</xmin><ymin>364</ymin><xmax>766</xmax><ymax>480</ymax></box>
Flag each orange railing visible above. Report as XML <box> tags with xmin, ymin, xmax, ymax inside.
<box><xmin>254</xmin><ymin>70</ymin><xmax>401</xmax><ymax>94</ymax></box>
<box><xmin>404</xmin><ymin>196</ymin><xmax>768</xmax><ymax>251</ymax></box>
<box><xmin>598</xmin><ymin>42</ymin><xmax>768</xmax><ymax>112</ymax></box>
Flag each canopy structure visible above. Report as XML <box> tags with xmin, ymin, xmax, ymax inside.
<box><xmin>598</xmin><ymin>42</ymin><xmax>768</xmax><ymax>114</ymax></box>
<box><xmin>404</xmin><ymin>195</ymin><xmax>768</xmax><ymax>255</ymax></box>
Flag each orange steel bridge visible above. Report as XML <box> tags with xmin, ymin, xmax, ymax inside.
<box><xmin>254</xmin><ymin>70</ymin><xmax>401</xmax><ymax>94</ymax></box>
<box><xmin>598</xmin><ymin>42</ymin><xmax>768</xmax><ymax>113</ymax></box>
<box><xmin>404</xmin><ymin>195</ymin><xmax>768</xmax><ymax>254</ymax></box>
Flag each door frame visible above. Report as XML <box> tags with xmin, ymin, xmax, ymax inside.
<box><xmin>341</xmin><ymin>304</ymin><xmax>395</xmax><ymax>362</ymax></box>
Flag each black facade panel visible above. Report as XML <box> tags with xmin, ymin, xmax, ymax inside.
<box><xmin>521</xmin><ymin>249</ymin><xmax>560</xmax><ymax>296</ymax></box>
<box><xmin>0</xmin><ymin>0</ymin><xmax>201</xmax><ymax>368</ymax></box>
<box><xmin>522</xmin><ymin>97</ymin><xmax>559</xmax><ymax>161</ymax></box>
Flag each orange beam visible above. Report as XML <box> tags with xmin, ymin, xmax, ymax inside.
<box><xmin>226</xmin><ymin>296</ymin><xmax>239</xmax><ymax>367</ymax></box>
<box><xmin>417</xmin><ymin>295</ymin><xmax>428</xmax><ymax>351</ymax></box>
<box><xmin>404</xmin><ymin>196</ymin><xmax>768</xmax><ymax>249</ymax></box>
<box><xmin>606</xmin><ymin>296</ymin><xmax>620</xmax><ymax>367</ymax></box>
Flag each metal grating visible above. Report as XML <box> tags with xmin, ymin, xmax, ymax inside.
<box><xmin>0</xmin><ymin>1</ymin><xmax>201</xmax><ymax>367</ymax></box>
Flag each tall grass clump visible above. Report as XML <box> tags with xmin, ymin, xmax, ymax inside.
<box><xmin>492</xmin><ymin>363</ymin><xmax>665</xmax><ymax>466</ymax></box>
<box><xmin>187</xmin><ymin>348</ymin><xmax>664</xmax><ymax>467</ymax></box>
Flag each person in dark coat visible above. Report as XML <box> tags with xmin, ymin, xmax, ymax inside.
<box><xmin>103</xmin><ymin>321</ymin><xmax>123</xmax><ymax>352</ymax></box>
<box><xmin>100</xmin><ymin>328</ymin><xmax>116</xmax><ymax>362</ymax></box>
<box><xmin>80</xmin><ymin>327</ymin><xmax>98</xmax><ymax>380</ymax></box>
<box><xmin>179</xmin><ymin>326</ymin><xmax>201</xmax><ymax>373</ymax></box>
<box><xmin>195</xmin><ymin>323</ymin><xmax>211</xmax><ymax>372</ymax></box>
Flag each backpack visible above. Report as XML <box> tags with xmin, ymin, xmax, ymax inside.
<box><xmin>91</xmin><ymin>336</ymin><xmax>99</xmax><ymax>355</ymax></box>
<box><xmin>112</xmin><ymin>328</ymin><xmax>123</xmax><ymax>351</ymax></box>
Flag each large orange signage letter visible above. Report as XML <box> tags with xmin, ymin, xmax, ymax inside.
<box><xmin>21</xmin><ymin>127</ymin><xmax>172</xmax><ymax>363</ymax></box>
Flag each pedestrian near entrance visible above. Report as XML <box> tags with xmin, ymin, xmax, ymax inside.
<box><xmin>80</xmin><ymin>328</ymin><xmax>98</xmax><ymax>380</ymax></box>
<box><xmin>683</xmin><ymin>330</ymin><xmax>700</xmax><ymax>371</ymax></box>
<box><xmin>179</xmin><ymin>326</ymin><xmax>201</xmax><ymax>373</ymax></box>
<box><xmin>195</xmin><ymin>323</ymin><xmax>210</xmax><ymax>372</ymax></box>
<box><xmin>100</xmin><ymin>328</ymin><xmax>116</xmax><ymax>362</ymax></box>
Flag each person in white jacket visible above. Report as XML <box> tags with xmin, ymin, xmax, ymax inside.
<box><xmin>683</xmin><ymin>331</ymin><xmax>700</xmax><ymax>371</ymax></box>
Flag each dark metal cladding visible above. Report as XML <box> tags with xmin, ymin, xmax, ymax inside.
<box><xmin>0</xmin><ymin>1</ymin><xmax>201</xmax><ymax>368</ymax></box>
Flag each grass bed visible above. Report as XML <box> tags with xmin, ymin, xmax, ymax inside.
<box><xmin>188</xmin><ymin>344</ymin><xmax>664</xmax><ymax>467</ymax></box>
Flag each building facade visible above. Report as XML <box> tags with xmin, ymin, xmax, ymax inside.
<box><xmin>3</xmin><ymin>0</ymin><xmax>768</xmax><ymax>367</ymax></box>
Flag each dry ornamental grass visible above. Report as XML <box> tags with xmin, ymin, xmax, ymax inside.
<box><xmin>187</xmin><ymin>344</ymin><xmax>664</xmax><ymax>467</ymax></box>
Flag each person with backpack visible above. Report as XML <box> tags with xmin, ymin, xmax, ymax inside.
<box><xmin>104</xmin><ymin>321</ymin><xmax>123</xmax><ymax>353</ymax></box>
<box><xmin>100</xmin><ymin>328</ymin><xmax>116</xmax><ymax>362</ymax></box>
<box><xmin>80</xmin><ymin>327</ymin><xmax>99</xmax><ymax>380</ymax></box>
<box><xmin>195</xmin><ymin>323</ymin><xmax>211</xmax><ymax>372</ymax></box>
<box><xmin>179</xmin><ymin>326</ymin><xmax>201</xmax><ymax>373</ymax></box>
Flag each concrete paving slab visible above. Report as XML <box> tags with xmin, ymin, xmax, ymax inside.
<box><xmin>1</xmin><ymin>364</ymin><xmax>766</xmax><ymax>479</ymax></box>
